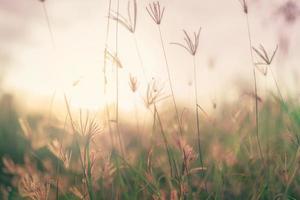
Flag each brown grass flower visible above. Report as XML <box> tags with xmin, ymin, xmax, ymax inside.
<box><xmin>144</xmin><ymin>78</ymin><xmax>169</xmax><ymax>108</ymax></box>
<box><xmin>18</xmin><ymin>174</ymin><xmax>50</xmax><ymax>200</ymax></box>
<box><xmin>129</xmin><ymin>74</ymin><xmax>139</xmax><ymax>93</ymax></box>
<box><xmin>48</xmin><ymin>139</ymin><xmax>72</xmax><ymax>169</ymax></box>
<box><xmin>104</xmin><ymin>49</ymin><xmax>123</xmax><ymax>69</ymax></box>
<box><xmin>110</xmin><ymin>0</ymin><xmax>137</xmax><ymax>33</ymax></box>
<box><xmin>171</xmin><ymin>28</ymin><xmax>202</xmax><ymax>56</ymax></box>
<box><xmin>146</xmin><ymin>1</ymin><xmax>165</xmax><ymax>25</ymax></box>
<box><xmin>75</xmin><ymin>111</ymin><xmax>103</xmax><ymax>143</ymax></box>
<box><xmin>239</xmin><ymin>0</ymin><xmax>248</xmax><ymax>14</ymax></box>
<box><xmin>252</xmin><ymin>44</ymin><xmax>278</xmax><ymax>75</ymax></box>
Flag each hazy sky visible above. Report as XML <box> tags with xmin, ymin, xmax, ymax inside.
<box><xmin>1</xmin><ymin>0</ymin><xmax>300</xmax><ymax>113</ymax></box>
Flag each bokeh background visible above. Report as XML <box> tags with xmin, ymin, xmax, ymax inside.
<box><xmin>1</xmin><ymin>0</ymin><xmax>299</xmax><ymax>114</ymax></box>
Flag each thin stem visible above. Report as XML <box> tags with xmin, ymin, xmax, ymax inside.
<box><xmin>41</xmin><ymin>2</ymin><xmax>55</xmax><ymax>49</ymax></box>
<box><xmin>133</xmin><ymin>34</ymin><xmax>148</xmax><ymax>81</ymax></box>
<box><xmin>55</xmin><ymin>158</ymin><xmax>59</xmax><ymax>200</ymax></box>
<box><xmin>154</xmin><ymin>104</ymin><xmax>175</xmax><ymax>177</ymax></box>
<box><xmin>193</xmin><ymin>56</ymin><xmax>207</xmax><ymax>192</ymax></box>
<box><xmin>86</xmin><ymin>142</ymin><xmax>95</xmax><ymax>200</ymax></box>
<box><xmin>245</xmin><ymin>14</ymin><xmax>264</xmax><ymax>162</ymax></box>
<box><xmin>134</xmin><ymin>94</ymin><xmax>140</xmax><ymax>134</ymax></box>
<box><xmin>270</xmin><ymin>68</ymin><xmax>284</xmax><ymax>102</ymax></box>
<box><xmin>115</xmin><ymin>0</ymin><xmax>120</xmax><ymax>123</ymax></box>
<box><xmin>103</xmin><ymin>0</ymin><xmax>114</xmax><ymax>149</ymax></box>
<box><xmin>48</xmin><ymin>89</ymin><xmax>56</xmax><ymax>124</ymax></box>
<box><xmin>114</xmin><ymin>0</ymin><xmax>125</xmax><ymax>157</ymax></box>
<box><xmin>157</xmin><ymin>25</ymin><xmax>183</xmax><ymax>137</ymax></box>
<box><xmin>64</xmin><ymin>95</ymin><xmax>91</xmax><ymax>199</ymax></box>
<box><xmin>193</xmin><ymin>56</ymin><xmax>204</xmax><ymax>171</ymax></box>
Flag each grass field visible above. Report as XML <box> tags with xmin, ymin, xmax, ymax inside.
<box><xmin>1</xmin><ymin>0</ymin><xmax>300</xmax><ymax>199</ymax></box>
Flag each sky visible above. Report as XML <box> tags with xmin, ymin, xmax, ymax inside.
<box><xmin>0</xmin><ymin>0</ymin><xmax>300</xmax><ymax>114</ymax></box>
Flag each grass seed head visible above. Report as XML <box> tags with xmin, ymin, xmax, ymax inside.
<box><xmin>172</xmin><ymin>28</ymin><xmax>202</xmax><ymax>56</ymax></box>
<box><xmin>110</xmin><ymin>0</ymin><xmax>137</xmax><ymax>33</ymax></box>
<box><xmin>239</xmin><ymin>0</ymin><xmax>248</xmax><ymax>14</ymax></box>
<box><xmin>252</xmin><ymin>44</ymin><xmax>278</xmax><ymax>75</ymax></box>
<box><xmin>146</xmin><ymin>1</ymin><xmax>165</xmax><ymax>25</ymax></box>
<box><xmin>129</xmin><ymin>74</ymin><xmax>139</xmax><ymax>93</ymax></box>
<box><xmin>144</xmin><ymin>78</ymin><xmax>169</xmax><ymax>108</ymax></box>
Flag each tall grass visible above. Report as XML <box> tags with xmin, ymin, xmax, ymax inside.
<box><xmin>39</xmin><ymin>0</ymin><xmax>56</xmax><ymax>49</ymax></box>
<box><xmin>146</xmin><ymin>2</ymin><xmax>183</xmax><ymax>137</ymax></box>
<box><xmin>239</xmin><ymin>0</ymin><xmax>264</xmax><ymax>162</ymax></box>
<box><xmin>171</xmin><ymin>28</ymin><xmax>206</xmax><ymax>187</ymax></box>
<box><xmin>1</xmin><ymin>0</ymin><xmax>300</xmax><ymax>199</ymax></box>
<box><xmin>103</xmin><ymin>0</ymin><xmax>114</xmax><ymax>150</ymax></box>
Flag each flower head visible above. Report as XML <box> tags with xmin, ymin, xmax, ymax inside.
<box><xmin>146</xmin><ymin>1</ymin><xmax>165</xmax><ymax>25</ymax></box>
<box><xmin>129</xmin><ymin>74</ymin><xmax>139</xmax><ymax>93</ymax></box>
<box><xmin>239</xmin><ymin>0</ymin><xmax>248</xmax><ymax>14</ymax></box>
<box><xmin>172</xmin><ymin>28</ymin><xmax>201</xmax><ymax>56</ymax></box>
<box><xmin>110</xmin><ymin>0</ymin><xmax>137</xmax><ymax>33</ymax></box>
<box><xmin>144</xmin><ymin>78</ymin><xmax>169</xmax><ymax>108</ymax></box>
<box><xmin>252</xmin><ymin>44</ymin><xmax>278</xmax><ymax>75</ymax></box>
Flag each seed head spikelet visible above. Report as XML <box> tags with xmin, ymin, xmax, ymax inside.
<box><xmin>110</xmin><ymin>0</ymin><xmax>137</xmax><ymax>33</ymax></box>
<box><xmin>146</xmin><ymin>1</ymin><xmax>165</xmax><ymax>25</ymax></box>
<box><xmin>171</xmin><ymin>28</ymin><xmax>201</xmax><ymax>56</ymax></box>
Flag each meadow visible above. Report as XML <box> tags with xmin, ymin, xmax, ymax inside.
<box><xmin>0</xmin><ymin>0</ymin><xmax>300</xmax><ymax>199</ymax></box>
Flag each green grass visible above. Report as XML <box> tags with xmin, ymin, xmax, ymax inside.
<box><xmin>0</xmin><ymin>93</ymin><xmax>299</xmax><ymax>199</ymax></box>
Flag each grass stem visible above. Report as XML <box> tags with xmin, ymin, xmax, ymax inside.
<box><xmin>157</xmin><ymin>26</ymin><xmax>183</xmax><ymax>137</ymax></box>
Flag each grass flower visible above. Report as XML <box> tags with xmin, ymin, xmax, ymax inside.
<box><xmin>252</xmin><ymin>45</ymin><xmax>278</xmax><ymax>70</ymax></box>
<box><xmin>146</xmin><ymin>2</ymin><xmax>165</xmax><ymax>25</ymax></box>
<box><xmin>239</xmin><ymin>0</ymin><xmax>248</xmax><ymax>14</ymax></box>
<box><xmin>146</xmin><ymin>1</ymin><xmax>183</xmax><ymax>136</ymax></box>
<box><xmin>253</xmin><ymin>44</ymin><xmax>283</xmax><ymax>101</ymax></box>
<box><xmin>172</xmin><ymin>28</ymin><xmax>205</xmax><ymax>181</ymax></box>
<box><xmin>110</xmin><ymin>0</ymin><xmax>137</xmax><ymax>33</ymax></box>
<box><xmin>48</xmin><ymin>139</ymin><xmax>72</xmax><ymax>169</ymax></box>
<box><xmin>19</xmin><ymin>174</ymin><xmax>50</xmax><ymax>200</ymax></box>
<box><xmin>144</xmin><ymin>78</ymin><xmax>169</xmax><ymax>108</ymax></box>
<box><xmin>129</xmin><ymin>74</ymin><xmax>139</xmax><ymax>93</ymax></box>
<box><xmin>104</xmin><ymin>49</ymin><xmax>123</xmax><ymax>69</ymax></box>
<box><xmin>238</xmin><ymin>0</ymin><xmax>265</xmax><ymax>163</ymax></box>
<box><xmin>171</xmin><ymin>28</ymin><xmax>201</xmax><ymax>56</ymax></box>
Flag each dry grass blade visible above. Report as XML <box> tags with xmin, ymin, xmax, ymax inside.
<box><xmin>171</xmin><ymin>28</ymin><xmax>201</xmax><ymax>55</ymax></box>
<box><xmin>146</xmin><ymin>1</ymin><xmax>165</xmax><ymax>25</ymax></box>
<box><xmin>104</xmin><ymin>49</ymin><xmax>123</xmax><ymax>68</ymax></box>
<box><xmin>110</xmin><ymin>0</ymin><xmax>137</xmax><ymax>33</ymax></box>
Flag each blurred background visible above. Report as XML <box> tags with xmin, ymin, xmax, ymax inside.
<box><xmin>0</xmin><ymin>0</ymin><xmax>299</xmax><ymax>114</ymax></box>
<box><xmin>0</xmin><ymin>0</ymin><xmax>300</xmax><ymax>198</ymax></box>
